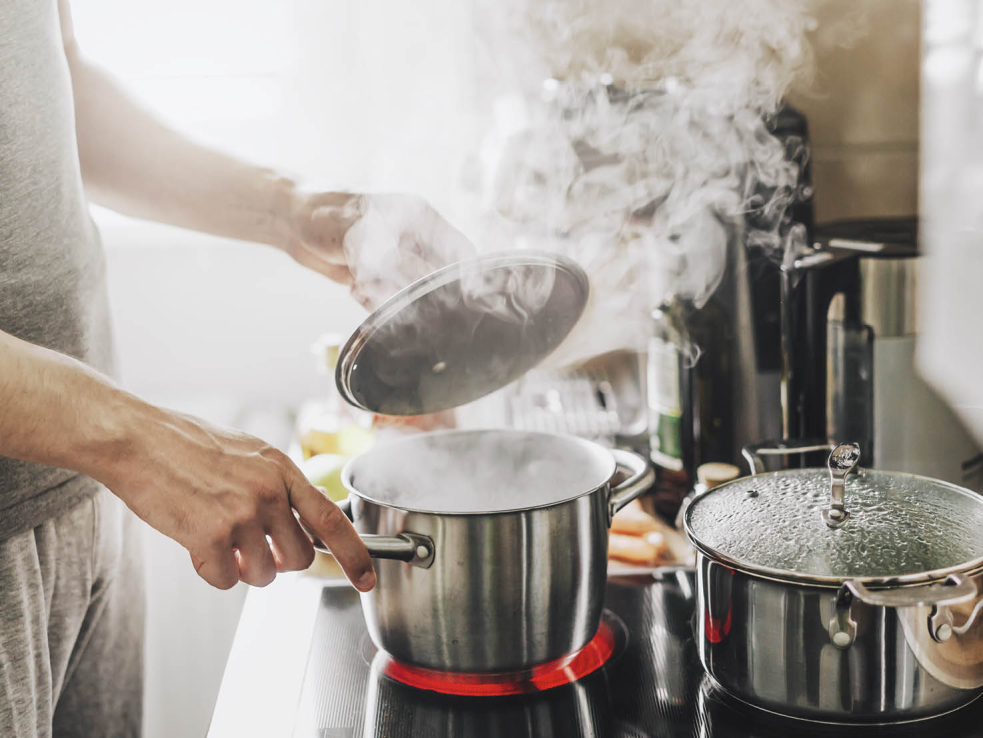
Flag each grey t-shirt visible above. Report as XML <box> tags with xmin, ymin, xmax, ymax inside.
<box><xmin>0</xmin><ymin>0</ymin><xmax>115</xmax><ymax>539</ymax></box>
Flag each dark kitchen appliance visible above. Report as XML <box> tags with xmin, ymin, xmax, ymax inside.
<box><xmin>646</xmin><ymin>105</ymin><xmax>811</xmax><ymax>513</ymax></box>
<box><xmin>777</xmin><ymin>215</ymin><xmax>983</xmax><ymax>482</ymax></box>
<box><xmin>286</xmin><ymin>572</ymin><xmax>983</xmax><ymax>736</ymax></box>
<box><xmin>779</xmin><ymin>218</ymin><xmax>922</xmax><ymax>467</ymax></box>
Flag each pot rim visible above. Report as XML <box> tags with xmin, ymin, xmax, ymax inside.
<box><xmin>683</xmin><ymin>467</ymin><xmax>983</xmax><ymax>588</ymax></box>
<box><xmin>340</xmin><ymin>428</ymin><xmax>617</xmax><ymax>516</ymax></box>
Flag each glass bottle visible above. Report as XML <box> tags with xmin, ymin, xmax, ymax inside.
<box><xmin>648</xmin><ymin>304</ymin><xmax>686</xmax><ymax>475</ymax></box>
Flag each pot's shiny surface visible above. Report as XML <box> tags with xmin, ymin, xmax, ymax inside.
<box><xmin>336</xmin><ymin>432</ymin><xmax>653</xmax><ymax>673</ymax></box>
<box><xmin>696</xmin><ymin>554</ymin><xmax>983</xmax><ymax>722</ymax></box>
<box><xmin>351</xmin><ymin>490</ymin><xmax>609</xmax><ymax>672</ymax></box>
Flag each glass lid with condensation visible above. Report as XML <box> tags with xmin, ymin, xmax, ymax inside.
<box><xmin>685</xmin><ymin>445</ymin><xmax>983</xmax><ymax>582</ymax></box>
<box><xmin>343</xmin><ymin>429</ymin><xmax>616</xmax><ymax>514</ymax></box>
<box><xmin>336</xmin><ymin>251</ymin><xmax>589</xmax><ymax>416</ymax></box>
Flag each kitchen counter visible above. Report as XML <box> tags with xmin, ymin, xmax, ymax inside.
<box><xmin>206</xmin><ymin>569</ymin><xmax>329</xmax><ymax>738</ymax></box>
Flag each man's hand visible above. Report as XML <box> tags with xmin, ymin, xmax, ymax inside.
<box><xmin>282</xmin><ymin>192</ymin><xmax>476</xmax><ymax>309</ymax></box>
<box><xmin>104</xmin><ymin>404</ymin><xmax>376</xmax><ymax>591</ymax></box>
<box><xmin>0</xmin><ymin>331</ymin><xmax>375</xmax><ymax>592</ymax></box>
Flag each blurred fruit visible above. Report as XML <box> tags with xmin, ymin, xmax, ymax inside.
<box><xmin>300</xmin><ymin>421</ymin><xmax>375</xmax><ymax>459</ymax></box>
<box><xmin>301</xmin><ymin>453</ymin><xmax>349</xmax><ymax>502</ymax></box>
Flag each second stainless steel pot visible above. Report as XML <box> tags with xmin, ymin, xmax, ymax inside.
<box><xmin>685</xmin><ymin>443</ymin><xmax>983</xmax><ymax>723</ymax></box>
<box><xmin>315</xmin><ymin>429</ymin><xmax>653</xmax><ymax>673</ymax></box>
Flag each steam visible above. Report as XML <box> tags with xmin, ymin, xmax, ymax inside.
<box><xmin>347</xmin><ymin>430</ymin><xmax>613</xmax><ymax>512</ymax></box>
<box><xmin>339</xmin><ymin>1</ymin><xmax>825</xmax><ymax>407</ymax></box>
<box><xmin>494</xmin><ymin>0</ymin><xmax>815</xmax><ymax>112</ymax></box>
<box><xmin>470</xmin><ymin>0</ymin><xmax>819</xmax><ymax>367</ymax></box>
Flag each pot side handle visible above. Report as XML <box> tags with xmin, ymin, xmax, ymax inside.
<box><xmin>607</xmin><ymin>450</ymin><xmax>656</xmax><ymax>526</ymax></box>
<box><xmin>844</xmin><ymin>574</ymin><xmax>977</xmax><ymax>609</ymax></box>
<box><xmin>299</xmin><ymin>499</ymin><xmax>435</xmax><ymax>569</ymax></box>
<box><xmin>830</xmin><ymin>573</ymin><xmax>978</xmax><ymax>648</ymax></box>
<box><xmin>312</xmin><ymin>532</ymin><xmax>435</xmax><ymax>568</ymax></box>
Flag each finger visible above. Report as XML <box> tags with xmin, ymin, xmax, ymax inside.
<box><xmin>233</xmin><ymin>528</ymin><xmax>278</xmax><ymax>587</ymax></box>
<box><xmin>267</xmin><ymin>511</ymin><xmax>316</xmax><ymax>573</ymax></box>
<box><xmin>350</xmin><ymin>278</ymin><xmax>392</xmax><ymax>311</ymax></box>
<box><xmin>424</xmin><ymin>211</ymin><xmax>477</xmax><ymax>268</ymax></box>
<box><xmin>287</xmin><ymin>240</ymin><xmax>354</xmax><ymax>285</ymax></box>
<box><xmin>306</xmin><ymin>201</ymin><xmax>361</xmax><ymax>258</ymax></box>
<box><xmin>314</xmin><ymin>261</ymin><xmax>353</xmax><ymax>285</ymax></box>
<box><xmin>395</xmin><ymin>246</ymin><xmax>437</xmax><ymax>283</ymax></box>
<box><xmin>288</xmin><ymin>478</ymin><xmax>375</xmax><ymax>591</ymax></box>
<box><xmin>190</xmin><ymin>549</ymin><xmax>239</xmax><ymax>590</ymax></box>
<box><xmin>292</xmin><ymin>192</ymin><xmax>363</xmax><ymax>262</ymax></box>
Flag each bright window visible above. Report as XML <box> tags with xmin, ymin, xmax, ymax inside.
<box><xmin>69</xmin><ymin>0</ymin><xmax>480</xmax><ymax>235</ymax></box>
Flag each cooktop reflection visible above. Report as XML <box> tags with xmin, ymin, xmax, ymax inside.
<box><xmin>292</xmin><ymin>571</ymin><xmax>983</xmax><ymax>737</ymax></box>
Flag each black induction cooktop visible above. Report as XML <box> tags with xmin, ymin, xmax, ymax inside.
<box><xmin>290</xmin><ymin>571</ymin><xmax>983</xmax><ymax>738</ymax></box>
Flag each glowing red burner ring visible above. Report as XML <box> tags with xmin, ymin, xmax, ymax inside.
<box><xmin>381</xmin><ymin>620</ymin><xmax>618</xmax><ymax>697</ymax></box>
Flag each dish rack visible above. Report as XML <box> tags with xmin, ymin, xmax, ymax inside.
<box><xmin>506</xmin><ymin>350</ymin><xmax>647</xmax><ymax>447</ymax></box>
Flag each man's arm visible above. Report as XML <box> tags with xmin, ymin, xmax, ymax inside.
<box><xmin>58</xmin><ymin>0</ymin><xmax>475</xmax><ymax>301</ymax></box>
<box><xmin>0</xmin><ymin>329</ymin><xmax>376</xmax><ymax>591</ymax></box>
<box><xmin>58</xmin><ymin>0</ymin><xmax>311</xmax><ymax>251</ymax></box>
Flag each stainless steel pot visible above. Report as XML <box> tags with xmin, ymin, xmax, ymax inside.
<box><xmin>313</xmin><ymin>429</ymin><xmax>654</xmax><ymax>672</ymax></box>
<box><xmin>684</xmin><ymin>443</ymin><xmax>983</xmax><ymax>723</ymax></box>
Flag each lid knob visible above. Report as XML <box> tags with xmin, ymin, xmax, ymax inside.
<box><xmin>823</xmin><ymin>442</ymin><xmax>861</xmax><ymax>528</ymax></box>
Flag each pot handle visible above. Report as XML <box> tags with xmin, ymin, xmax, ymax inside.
<box><xmin>311</xmin><ymin>532</ymin><xmax>434</xmax><ymax>569</ymax></box>
<box><xmin>607</xmin><ymin>450</ymin><xmax>656</xmax><ymax>526</ymax></box>
<box><xmin>843</xmin><ymin>574</ymin><xmax>977</xmax><ymax>609</ymax></box>
<box><xmin>299</xmin><ymin>498</ymin><xmax>435</xmax><ymax>569</ymax></box>
<box><xmin>741</xmin><ymin>438</ymin><xmax>835</xmax><ymax>475</ymax></box>
<box><xmin>829</xmin><ymin>573</ymin><xmax>978</xmax><ymax>648</ymax></box>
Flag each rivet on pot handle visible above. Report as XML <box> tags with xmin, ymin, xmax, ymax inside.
<box><xmin>607</xmin><ymin>450</ymin><xmax>656</xmax><ymax>527</ymax></box>
<box><xmin>299</xmin><ymin>497</ymin><xmax>435</xmax><ymax>569</ymax></box>
<box><xmin>829</xmin><ymin>585</ymin><xmax>858</xmax><ymax>649</ymax></box>
<box><xmin>829</xmin><ymin>573</ymin><xmax>978</xmax><ymax>648</ymax></box>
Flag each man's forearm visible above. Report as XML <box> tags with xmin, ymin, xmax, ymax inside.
<box><xmin>60</xmin><ymin>1</ymin><xmax>297</xmax><ymax>249</ymax></box>
<box><xmin>0</xmin><ymin>330</ymin><xmax>145</xmax><ymax>487</ymax></box>
<box><xmin>0</xmin><ymin>334</ymin><xmax>377</xmax><ymax>591</ymax></box>
<box><xmin>69</xmin><ymin>55</ymin><xmax>296</xmax><ymax>247</ymax></box>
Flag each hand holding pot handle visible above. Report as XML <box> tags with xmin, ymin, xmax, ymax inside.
<box><xmin>299</xmin><ymin>495</ymin><xmax>435</xmax><ymax>569</ymax></box>
<box><xmin>607</xmin><ymin>450</ymin><xmax>656</xmax><ymax>526</ymax></box>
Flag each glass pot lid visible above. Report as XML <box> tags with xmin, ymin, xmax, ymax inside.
<box><xmin>684</xmin><ymin>443</ymin><xmax>983</xmax><ymax>583</ymax></box>
<box><xmin>336</xmin><ymin>251</ymin><xmax>589</xmax><ymax>416</ymax></box>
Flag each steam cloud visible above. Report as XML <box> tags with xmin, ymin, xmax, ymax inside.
<box><xmin>470</xmin><ymin>0</ymin><xmax>820</xmax><ymax>367</ymax></box>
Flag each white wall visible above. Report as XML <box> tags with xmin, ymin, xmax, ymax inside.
<box><xmin>102</xmin><ymin>225</ymin><xmax>367</xmax><ymax>406</ymax></box>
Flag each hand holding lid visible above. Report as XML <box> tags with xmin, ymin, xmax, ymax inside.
<box><xmin>823</xmin><ymin>442</ymin><xmax>861</xmax><ymax>528</ymax></box>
